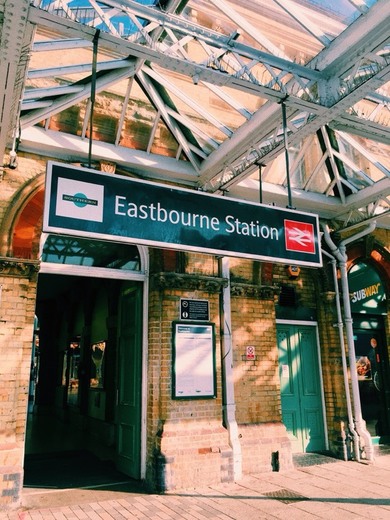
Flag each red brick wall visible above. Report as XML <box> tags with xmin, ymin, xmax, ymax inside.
<box><xmin>0</xmin><ymin>265</ymin><xmax>38</xmax><ymax>508</ymax></box>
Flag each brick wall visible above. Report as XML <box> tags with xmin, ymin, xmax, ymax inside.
<box><xmin>146</xmin><ymin>253</ymin><xmax>292</xmax><ymax>490</ymax></box>
<box><xmin>230</xmin><ymin>272</ymin><xmax>293</xmax><ymax>473</ymax></box>
<box><xmin>0</xmin><ymin>152</ymin><xmax>43</xmax><ymax>509</ymax></box>
<box><xmin>0</xmin><ymin>263</ymin><xmax>38</xmax><ymax>509</ymax></box>
<box><xmin>232</xmin><ymin>296</ymin><xmax>279</xmax><ymax>425</ymax></box>
<box><xmin>146</xmin><ymin>272</ymin><xmax>230</xmax><ymax>491</ymax></box>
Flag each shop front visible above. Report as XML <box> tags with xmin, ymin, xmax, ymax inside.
<box><xmin>349</xmin><ymin>261</ymin><xmax>390</xmax><ymax>442</ymax></box>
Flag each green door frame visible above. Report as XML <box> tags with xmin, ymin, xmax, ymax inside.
<box><xmin>116</xmin><ymin>282</ymin><xmax>143</xmax><ymax>478</ymax></box>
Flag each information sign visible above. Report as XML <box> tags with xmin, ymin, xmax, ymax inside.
<box><xmin>180</xmin><ymin>299</ymin><xmax>209</xmax><ymax>321</ymax></box>
<box><xmin>172</xmin><ymin>322</ymin><xmax>216</xmax><ymax>399</ymax></box>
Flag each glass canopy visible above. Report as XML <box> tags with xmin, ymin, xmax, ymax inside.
<box><xmin>1</xmin><ymin>0</ymin><xmax>389</xmax><ymax>233</ymax></box>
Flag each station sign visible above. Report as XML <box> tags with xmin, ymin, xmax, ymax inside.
<box><xmin>44</xmin><ymin>162</ymin><xmax>322</xmax><ymax>267</ymax></box>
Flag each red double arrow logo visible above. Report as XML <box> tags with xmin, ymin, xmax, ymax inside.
<box><xmin>284</xmin><ymin>219</ymin><xmax>316</xmax><ymax>254</ymax></box>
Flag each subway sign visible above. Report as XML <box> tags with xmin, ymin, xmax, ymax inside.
<box><xmin>43</xmin><ymin>162</ymin><xmax>322</xmax><ymax>267</ymax></box>
<box><xmin>348</xmin><ymin>261</ymin><xmax>386</xmax><ymax>314</ymax></box>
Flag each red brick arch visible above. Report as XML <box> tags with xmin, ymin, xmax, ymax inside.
<box><xmin>0</xmin><ymin>174</ymin><xmax>45</xmax><ymax>258</ymax></box>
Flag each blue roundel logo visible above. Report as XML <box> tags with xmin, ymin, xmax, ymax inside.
<box><xmin>73</xmin><ymin>192</ymin><xmax>88</xmax><ymax>207</ymax></box>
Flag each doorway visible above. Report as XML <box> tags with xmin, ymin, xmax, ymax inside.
<box><xmin>25</xmin><ymin>237</ymin><xmax>146</xmax><ymax>488</ymax></box>
<box><xmin>277</xmin><ymin>323</ymin><xmax>327</xmax><ymax>453</ymax></box>
<box><xmin>353</xmin><ymin>321</ymin><xmax>390</xmax><ymax>439</ymax></box>
<box><xmin>348</xmin><ymin>260</ymin><xmax>390</xmax><ymax>441</ymax></box>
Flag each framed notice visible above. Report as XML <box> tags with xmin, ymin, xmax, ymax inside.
<box><xmin>172</xmin><ymin>322</ymin><xmax>216</xmax><ymax>399</ymax></box>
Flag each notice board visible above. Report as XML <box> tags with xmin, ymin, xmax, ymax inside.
<box><xmin>172</xmin><ymin>322</ymin><xmax>216</xmax><ymax>399</ymax></box>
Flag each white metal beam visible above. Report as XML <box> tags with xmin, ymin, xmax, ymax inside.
<box><xmin>310</xmin><ymin>0</ymin><xmax>390</xmax><ymax>75</ymax></box>
<box><xmin>20</xmin><ymin>62</ymin><xmax>138</xmax><ymax>128</ymax></box>
<box><xmin>0</xmin><ymin>0</ymin><xmax>35</xmax><ymax>165</ymax></box>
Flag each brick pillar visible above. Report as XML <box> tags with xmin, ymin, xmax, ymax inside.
<box><xmin>0</xmin><ymin>259</ymin><xmax>38</xmax><ymax>510</ymax></box>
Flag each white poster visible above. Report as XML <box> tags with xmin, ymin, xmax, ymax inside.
<box><xmin>173</xmin><ymin>323</ymin><xmax>216</xmax><ymax>399</ymax></box>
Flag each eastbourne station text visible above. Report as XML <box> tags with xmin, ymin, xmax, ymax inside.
<box><xmin>115</xmin><ymin>196</ymin><xmax>279</xmax><ymax>240</ymax></box>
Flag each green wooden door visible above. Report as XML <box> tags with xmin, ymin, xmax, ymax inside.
<box><xmin>277</xmin><ymin>324</ymin><xmax>326</xmax><ymax>453</ymax></box>
<box><xmin>116</xmin><ymin>283</ymin><xmax>142</xmax><ymax>478</ymax></box>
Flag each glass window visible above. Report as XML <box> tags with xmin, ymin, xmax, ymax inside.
<box><xmin>41</xmin><ymin>234</ymin><xmax>141</xmax><ymax>270</ymax></box>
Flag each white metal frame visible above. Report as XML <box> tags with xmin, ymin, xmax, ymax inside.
<box><xmin>1</xmin><ymin>0</ymin><xmax>390</xmax><ymax>230</ymax></box>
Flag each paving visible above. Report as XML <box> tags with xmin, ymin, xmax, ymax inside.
<box><xmin>2</xmin><ymin>452</ymin><xmax>390</xmax><ymax>520</ymax></box>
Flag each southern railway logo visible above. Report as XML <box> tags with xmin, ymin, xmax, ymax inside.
<box><xmin>62</xmin><ymin>193</ymin><xmax>99</xmax><ymax>207</ymax></box>
<box><xmin>56</xmin><ymin>177</ymin><xmax>104</xmax><ymax>222</ymax></box>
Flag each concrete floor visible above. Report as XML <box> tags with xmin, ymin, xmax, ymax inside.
<box><xmin>12</xmin><ymin>411</ymin><xmax>390</xmax><ymax>519</ymax></box>
<box><xmin>1</xmin><ymin>450</ymin><xmax>388</xmax><ymax>519</ymax></box>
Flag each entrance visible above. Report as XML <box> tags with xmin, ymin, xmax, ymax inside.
<box><xmin>348</xmin><ymin>261</ymin><xmax>390</xmax><ymax>440</ymax></box>
<box><xmin>277</xmin><ymin>323</ymin><xmax>326</xmax><ymax>453</ymax></box>
<box><xmin>25</xmin><ymin>236</ymin><xmax>146</xmax><ymax>487</ymax></box>
<box><xmin>353</xmin><ymin>320</ymin><xmax>390</xmax><ymax>439</ymax></box>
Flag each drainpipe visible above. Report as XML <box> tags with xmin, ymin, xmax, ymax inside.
<box><xmin>322</xmin><ymin>223</ymin><xmax>376</xmax><ymax>462</ymax></box>
<box><xmin>322</xmin><ymin>249</ymin><xmax>359</xmax><ymax>461</ymax></box>
<box><xmin>219</xmin><ymin>257</ymin><xmax>242</xmax><ymax>480</ymax></box>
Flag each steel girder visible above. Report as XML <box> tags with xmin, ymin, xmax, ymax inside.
<box><xmin>0</xmin><ymin>0</ymin><xmax>389</xmax><ymax>230</ymax></box>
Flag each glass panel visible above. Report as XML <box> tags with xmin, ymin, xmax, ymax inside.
<box><xmin>42</xmin><ymin>234</ymin><xmax>140</xmax><ymax>270</ymax></box>
<box><xmin>36</xmin><ymin>0</ymin><xmax>158</xmax><ymax>35</ymax></box>
<box><xmin>338</xmin><ymin>134</ymin><xmax>390</xmax><ymax>181</ymax></box>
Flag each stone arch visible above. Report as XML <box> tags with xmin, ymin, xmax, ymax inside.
<box><xmin>0</xmin><ymin>173</ymin><xmax>45</xmax><ymax>258</ymax></box>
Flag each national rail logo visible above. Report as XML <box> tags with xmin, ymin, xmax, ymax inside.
<box><xmin>284</xmin><ymin>219</ymin><xmax>316</xmax><ymax>254</ymax></box>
